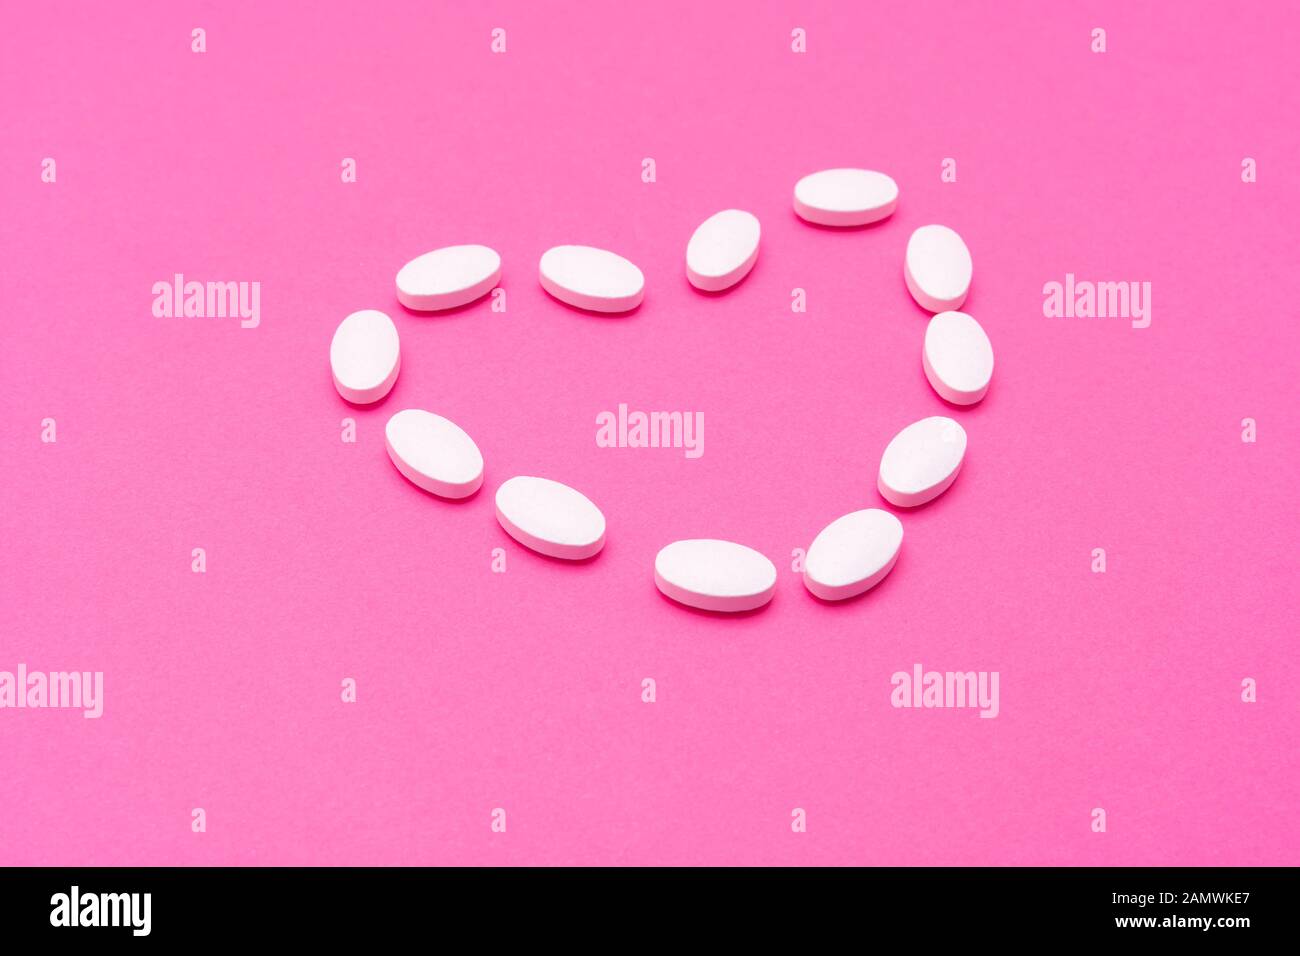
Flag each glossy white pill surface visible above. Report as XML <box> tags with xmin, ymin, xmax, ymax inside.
<box><xmin>395</xmin><ymin>244</ymin><xmax>501</xmax><ymax>312</ymax></box>
<box><xmin>686</xmin><ymin>209</ymin><xmax>761</xmax><ymax>291</ymax></box>
<box><xmin>878</xmin><ymin>416</ymin><xmax>967</xmax><ymax>507</ymax></box>
<box><xmin>330</xmin><ymin>309</ymin><xmax>400</xmax><ymax>404</ymax></box>
<box><xmin>539</xmin><ymin>245</ymin><xmax>644</xmax><ymax>312</ymax></box>
<box><xmin>384</xmin><ymin>409</ymin><xmax>484</xmax><ymax>499</ymax></box>
<box><xmin>793</xmin><ymin>168</ymin><xmax>899</xmax><ymax>226</ymax></box>
<box><xmin>654</xmin><ymin>539</ymin><xmax>777</xmax><ymax>613</ymax></box>
<box><xmin>495</xmin><ymin>476</ymin><xmax>606</xmax><ymax>560</ymax></box>
<box><xmin>904</xmin><ymin>225</ymin><xmax>972</xmax><ymax>312</ymax></box>
<box><xmin>804</xmin><ymin>509</ymin><xmax>904</xmax><ymax>601</ymax></box>
<box><xmin>923</xmin><ymin>311</ymin><xmax>994</xmax><ymax>405</ymax></box>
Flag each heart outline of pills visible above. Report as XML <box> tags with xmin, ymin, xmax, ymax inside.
<box><xmin>328</xmin><ymin>168</ymin><xmax>993</xmax><ymax>613</ymax></box>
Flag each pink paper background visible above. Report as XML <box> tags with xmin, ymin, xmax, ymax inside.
<box><xmin>2</xmin><ymin>1</ymin><xmax>1297</xmax><ymax>866</ymax></box>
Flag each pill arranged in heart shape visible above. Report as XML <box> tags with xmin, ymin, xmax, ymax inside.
<box><xmin>878</xmin><ymin>416</ymin><xmax>967</xmax><ymax>508</ymax></box>
<box><xmin>905</xmin><ymin>224</ymin><xmax>972</xmax><ymax>312</ymax></box>
<box><xmin>686</xmin><ymin>209</ymin><xmax>761</xmax><ymax>292</ymax></box>
<box><xmin>385</xmin><ymin>409</ymin><xmax>484</xmax><ymax>500</ymax></box>
<box><xmin>539</xmin><ymin>245</ymin><xmax>645</xmax><ymax>313</ymax></box>
<box><xmin>395</xmin><ymin>244</ymin><xmax>502</xmax><ymax>312</ymax></box>
<box><xmin>330</xmin><ymin>309</ymin><xmax>400</xmax><ymax>404</ymax></box>
<box><xmin>923</xmin><ymin>310</ymin><xmax>994</xmax><ymax>405</ymax></box>
<box><xmin>804</xmin><ymin>508</ymin><xmax>904</xmax><ymax>601</ymax></box>
<box><xmin>495</xmin><ymin>476</ymin><xmax>607</xmax><ymax>560</ymax></box>
<box><xmin>793</xmin><ymin>168</ymin><xmax>899</xmax><ymax>226</ymax></box>
<box><xmin>335</xmin><ymin>155</ymin><xmax>994</xmax><ymax>613</ymax></box>
<box><xmin>654</xmin><ymin>539</ymin><xmax>778</xmax><ymax>613</ymax></box>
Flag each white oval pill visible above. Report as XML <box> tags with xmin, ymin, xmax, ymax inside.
<box><xmin>495</xmin><ymin>476</ymin><xmax>606</xmax><ymax>560</ymax></box>
<box><xmin>330</xmin><ymin>309</ymin><xmax>400</xmax><ymax>404</ymax></box>
<box><xmin>384</xmin><ymin>409</ymin><xmax>484</xmax><ymax>499</ymax></box>
<box><xmin>395</xmin><ymin>244</ymin><xmax>501</xmax><ymax>312</ymax></box>
<box><xmin>904</xmin><ymin>225</ymin><xmax>972</xmax><ymax>312</ymax></box>
<box><xmin>539</xmin><ymin>245</ymin><xmax>645</xmax><ymax>313</ymax></box>
<box><xmin>923</xmin><ymin>311</ymin><xmax>994</xmax><ymax>405</ymax></box>
<box><xmin>654</xmin><ymin>539</ymin><xmax>777</xmax><ymax>613</ymax></box>
<box><xmin>686</xmin><ymin>209</ymin><xmax>761</xmax><ymax>291</ymax></box>
<box><xmin>878</xmin><ymin>416</ymin><xmax>967</xmax><ymax>507</ymax></box>
<box><xmin>793</xmin><ymin>168</ymin><xmax>899</xmax><ymax>227</ymax></box>
<box><xmin>804</xmin><ymin>509</ymin><xmax>904</xmax><ymax>601</ymax></box>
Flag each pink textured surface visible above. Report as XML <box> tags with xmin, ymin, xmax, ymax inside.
<box><xmin>2</xmin><ymin>1</ymin><xmax>1297</xmax><ymax>865</ymax></box>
